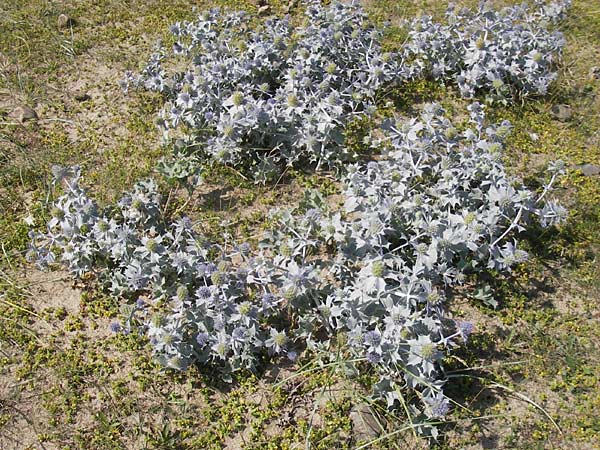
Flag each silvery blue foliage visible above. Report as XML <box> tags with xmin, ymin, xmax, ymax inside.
<box><xmin>122</xmin><ymin>1</ymin><xmax>570</xmax><ymax>182</ymax></box>
<box><xmin>27</xmin><ymin>168</ymin><xmax>297</xmax><ymax>378</ymax></box>
<box><xmin>255</xmin><ymin>102</ymin><xmax>566</xmax><ymax>414</ymax></box>
<box><xmin>28</xmin><ymin>103</ymin><xmax>565</xmax><ymax>418</ymax></box>
<box><xmin>123</xmin><ymin>1</ymin><xmax>403</xmax><ymax>178</ymax></box>
<box><xmin>404</xmin><ymin>0</ymin><xmax>570</xmax><ymax>99</ymax></box>
<box><xmin>32</xmin><ymin>0</ymin><xmax>573</xmax><ymax>425</ymax></box>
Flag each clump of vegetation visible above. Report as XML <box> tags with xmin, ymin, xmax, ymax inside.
<box><xmin>403</xmin><ymin>0</ymin><xmax>570</xmax><ymax>101</ymax></box>
<box><xmin>123</xmin><ymin>2</ymin><xmax>401</xmax><ymax>181</ymax></box>
<box><xmin>124</xmin><ymin>0</ymin><xmax>569</xmax><ymax>182</ymax></box>
<box><xmin>27</xmin><ymin>102</ymin><xmax>566</xmax><ymax>424</ymax></box>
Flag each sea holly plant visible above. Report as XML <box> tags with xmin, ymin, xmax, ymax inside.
<box><xmin>28</xmin><ymin>102</ymin><xmax>567</xmax><ymax>422</ymax></box>
<box><xmin>120</xmin><ymin>0</ymin><xmax>571</xmax><ymax>187</ymax></box>
<box><xmin>122</xmin><ymin>1</ymin><xmax>403</xmax><ymax>181</ymax></box>
<box><xmin>403</xmin><ymin>0</ymin><xmax>570</xmax><ymax>100</ymax></box>
<box><xmin>255</xmin><ymin>102</ymin><xmax>567</xmax><ymax>417</ymax></box>
<box><xmin>27</xmin><ymin>167</ymin><xmax>301</xmax><ymax>378</ymax></box>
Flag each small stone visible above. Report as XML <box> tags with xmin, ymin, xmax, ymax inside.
<box><xmin>573</xmin><ymin>164</ymin><xmax>600</xmax><ymax>177</ymax></box>
<box><xmin>551</xmin><ymin>104</ymin><xmax>572</xmax><ymax>122</ymax></box>
<box><xmin>590</xmin><ymin>66</ymin><xmax>600</xmax><ymax>80</ymax></box>
<box><xmin>57</xmin><ymin>14</ymin><xmax>72</xmax><ymax>29</ymax></box>
<box><xmin>8</xmin><ymin>105</ymin><xmax>38</xmax><ymax>123</ymax></box>
<box><xmin>350</xmin><ymin>403</ymin><xmax>383</xmax><ymax>441</ymax></box>
<box><xmin>73</xmin><ymin>91</ymin><xmax>90</xmax><ymax>102</ymax></box>
<box><xmin>258</xmin><ymin>5</ymin><xmax>271</xmax><ymax>14</ymax></box>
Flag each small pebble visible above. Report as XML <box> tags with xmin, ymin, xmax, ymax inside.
<box><xmin>350</xmin><ymin>403</ymin><xmax>383</xmax><ymax>441</ymax></box>
<box><xmin>57</xmin><ymin>14</ymin><xmax>72</xmax><ymax>29</ymax></box>
<box><xmin>74</xmin><ymin>91</ymin><xmax>90</xmax><ymax>102</ymax></box>
<box><xmin>551</xmin><ymin>104</ymin><xmax>572</xmax><ymax>122</ymax></box>
<box><xmin>8</xmin><ymin>105</ymin><xmax>38</xmax><ymax>123</ymax></box>
<box><xmin>573</xmin><ymin>164</ymin><xmax>600</xmax><ymax>177</ymax></box>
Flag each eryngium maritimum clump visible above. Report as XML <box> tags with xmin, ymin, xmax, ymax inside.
<box><xmin>123</xmin><ymin>0</ymin><xmax>570</xmax><ymax>184</ymax></box>
<box><xmin>123</xmin><ymin>1</ymin><xmax>403</xmax><ymax>179</ymax></box>
<box><xmin>28</xmin><ymin>103</ymin><xmax>566</xmax><ymax>419</ymax></box>
<box><xmin>28</xmin><ymin>168</ymin><xmax>301</xmax><ymax>376</ymax></box>
<box><xmin>256</xmin><ymin>102</ymin><xmax>566</xmax><ymax>415</ymax></box>
<box><xmin>403</xmin><ymin>1</ymin><xmax>570</xmax><ymax>99</ymax></box>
